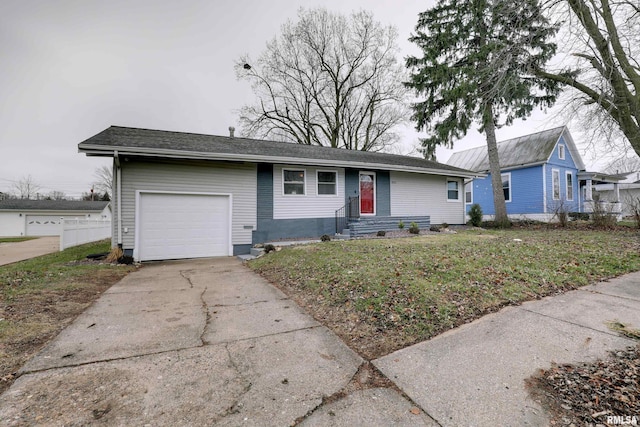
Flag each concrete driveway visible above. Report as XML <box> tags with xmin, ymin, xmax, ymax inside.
<box><xmin>0</xmin><ymin>236</ymin><xmax>59</xmax><ymax>266</ymax></box>
<box><xmin>0</xmin><ymin>258</ymin><xmax>434</xmax><ymax>426</ymax></box>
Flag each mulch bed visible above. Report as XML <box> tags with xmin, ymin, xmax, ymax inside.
<box><xmin>527</xmin><ymin>344</ymin><xmax>639</xmax><ymax>425</ymax></box>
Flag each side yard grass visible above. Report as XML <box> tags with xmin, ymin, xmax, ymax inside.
<box><xmin>249</xmin><ymin>228</ymin><xmax>640</xmax><ymax>360</ymax></box>
<box><xmin>0</xmin><ymin>240</ymin><xmax>136</xmax><ymax>394</ymax></box>
<box><xmin>0</xmin><ymin>237</ymin><xmax>37</xmax><ymax>244</ymax></box>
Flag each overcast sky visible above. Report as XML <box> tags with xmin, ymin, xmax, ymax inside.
<box><xmin>1</xmin><ymin>0</ymin><xmax>591</xmax><ymax>199</ymax></box>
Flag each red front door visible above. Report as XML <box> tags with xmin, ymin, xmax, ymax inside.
<box><xmin>359</xmin><ymin>173</ymin><xmax>375</xmax><ymax>215</ymax></box>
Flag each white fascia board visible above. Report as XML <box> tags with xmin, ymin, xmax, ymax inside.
<box><xmin>79</xmin><ymin>145</ymin><xmax>482</xmax><ymax>179</ymax></box>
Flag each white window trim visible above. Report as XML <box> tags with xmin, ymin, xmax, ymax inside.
<box><xmin>464</xmin><ymin>181</ymin><xmax>473</xmax><ymax>204</ymax></box>
<box><xmin>446</xmin><ymin>178</ymin><xmax>461</xmax><ymax>202</ymax></box>
<box><xmin>316</xmin><ymin>169</ymin><xmax>338</xmax><ymax>197</ymax></box>
<box><xmin>501</xmin><ymin>172</ymin><xmax>512</xmax><ymax>203</ymax></box>
<box><xmin>282</xmin><ymin>168</ymin><xmax>306</xmax><ymax>196</ymax></box>
<box><xmin>359</xmin><ymin>171</ymin><xmax>377</xmax><ymax>216</ymax></box>
<box><xmin>552</xmin><ymin>169</ymin><xmax>561</xmax><ymax>200</ymax></box>
<box><xmin>565</xmin><ymin>171</ymin><xmax>574</xmax><ymax>201</ymax></box>
<box><xmin>558</xmin><ymin>144</ymin><xmax>565</xmax><ymax>160</ymax></box>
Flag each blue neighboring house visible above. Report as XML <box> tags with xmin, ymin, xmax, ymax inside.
<box><xmin>447</xmin><ymin>126</ymin><xmax>620</xmax><ymax>221</ymax></box>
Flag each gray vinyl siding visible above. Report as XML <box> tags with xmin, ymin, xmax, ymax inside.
<box><xmin>119</xmin><ymin>160</ymin><xmax>256</xmax><ymax>251</ymax></box>
<box><xmin>390</xmin><ymin>171</ymin><xmax>465</xmax><ymax>224</ymax></box>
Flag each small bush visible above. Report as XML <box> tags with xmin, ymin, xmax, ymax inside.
<box><xmin>568</xmin><ymin>212</ymin><xmax>590</xmax><ymax>221</ymax></box>
<box><xmin>441</xmin><ymin>222</ymin><xmax>449</xmax><ymax>229</ymax></box>
<box><xmin>376</xmin><ymin>230</ymin><xmax>386</xmax><ymax>237</ymax></box>
<box><xmin>409</xmin><ymin>222</ymin><xmax>420</xmax><ymax>234</ymax></box>
<box><xmin>321</xmin><ymin>234</ymin><xmax>331</xmax><ymax>242</ymax></box>
<box><xmin>264</xmin><ymin>244</ymin><xmax>276</xmax><ymax>253</ymax></box>
<box><xmin>591</xmin><ymin>202</ymin><xmax>617</xmax><ymax>228</ymax></box>
<box><xmin>429</xmin><ymin>225</ymin><xmax>440</xmax><ymax>232</ymax></box>
<box><xmin>398</xmin><ymin>221</ymin><xmax>405</xmax><ymax>229</ymax></box>
<box><xmin>468</xmin><ymin>204</ymin><xmax>483</xmax><ymax>227</ymax></box>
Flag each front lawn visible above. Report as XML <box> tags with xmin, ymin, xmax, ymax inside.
<box><xmin>0</xmin><ymin>237</ymin><xmax>37</xmax><ymax>244</ymax></box>
<box><xmin>0</xmin><ymin>240</ymin><xmax>136</xmax><ymax>393</ymax></box>
<box><xmin>250</xmin><ymin>228</ymin><xmax>640</xmax><ymax>359</ymax></box>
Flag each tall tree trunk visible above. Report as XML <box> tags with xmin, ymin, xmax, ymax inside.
<box><xmin>483</xmin><ymin>103</ymin><xmax>509</xmax><ymax>227</ymax></box>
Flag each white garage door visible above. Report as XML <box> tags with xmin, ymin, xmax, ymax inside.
<box><xmin>137</xmin><ymin>193</ymin><xmax>231</xmax><ymax>261</ymax></box>
<box><xmin>26</xmin><ymin>215</ymin><xmax>62</xmax><ymax>236</ymax></box>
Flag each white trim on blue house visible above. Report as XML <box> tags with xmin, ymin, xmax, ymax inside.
<box><xmin>502</xmin><ymin>173</ymin><xmax>512</xmax><ymax>203</ymax></box>
<box><xmin>552</xmin><ymin>169</ymin><xmax>561</xmax><ymax>200</ymax></box>
<box><xmin>543</xmin><ymin>164</ymin><xmax>547</xmax><ymax>213</ymax></box>
<box><xmin>566</xmin><ymin>171</ymin><xmax>574</xmax><ymax>201</ymax></box>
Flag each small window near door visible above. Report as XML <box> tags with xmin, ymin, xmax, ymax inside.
<box><xmin>317</xmin><ymin>171</ymin><xmax>337</xmax><ymax>195</ymax></box>
<box><xmin>447</xmin><ymin>180</ymin><xmax>460</xmax><ymax>201</ymax></box>
<box><xmin>283</xmin><ymin>169</ymin><xmax>305</xmax><ymax>195</ymax></box>
<box><xmin>558</xmin><ymin>144</ymin><xmax>565</xmax><ymax>160</ymax></box>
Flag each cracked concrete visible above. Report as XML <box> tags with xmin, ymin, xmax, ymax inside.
<box><xmin>1</xmin><ymin>257</ymin><xmax>420</xmax><ymax>426</ymax></box>
<box><xmin>5</xmin><ymin>257</ymin><xmax>638</xmax><ymax>426</ymax></box>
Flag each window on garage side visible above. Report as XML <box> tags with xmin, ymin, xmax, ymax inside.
<box><xmin>502</xmin><ymin>173</ymin><xmax>511</xmax><ymax>202</ymax></box>
<box><xmin>317</xmin><ymin>170</ymin><xmax>337</xmax><ymax>195</ymax></box>
<box><xmin>283</xmin><ymin>169</ymin><xmax>305</xmax><ymax>195</ymax></box>
<box><xmin>447</xmin><ymin>179</ymin><xmax>460</xmax><ymax>201</ymax></box>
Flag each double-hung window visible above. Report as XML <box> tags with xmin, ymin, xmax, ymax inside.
<box><xmin>283</xmin><ymin>169</ymin><xmax>305</xmax><ymax>195</ymax></box>
<box><xmin>317</xmin><ymin>171</ymin><xmax>337</xmax><ymax>195</ymax></box>
<box><xmin>447</xmin><ymin>180</ymin><xmax>460</xmax><ymax>201</ymax></box>
<box><xmin>502</xmin><ymin>173</ymin><xmax>511</xmax><ymax>202</ymax></box>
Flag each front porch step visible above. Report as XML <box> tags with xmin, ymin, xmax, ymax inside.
<box><xmin>348</xmin><ymin>216</ymin><xmax>431</xmax><ymax>238</ymax></box>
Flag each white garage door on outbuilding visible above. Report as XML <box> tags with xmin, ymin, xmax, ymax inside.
<box><xmin>136</xmin><ymin>192</ymin><xmax>232</xmax><ymax>261</ymax></box>
<box><xmin>26</xmin><ymin>216</ymin><xmax>62</xmax><ymax>236</ymax></box>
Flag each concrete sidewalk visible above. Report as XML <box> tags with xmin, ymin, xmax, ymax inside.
<box><xmin>0</xmin><ymin>258</ymin><xmax>434</xmax><ymax>426</ymax></box>
<box><xmin>1</xmin><ymin>257</ymin><xmax>638</xmax><ymax>426</ymax></box>
<box><xmin>0</xmin><ymin>236</ymin><xmax>59</xmax><ymax>266</ymax></box>
<box><xmin>374</xmin><ymin>273</ymin><xmax>640</xmax><ymax>426</ymax></box>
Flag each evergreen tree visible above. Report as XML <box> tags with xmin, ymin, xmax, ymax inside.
<box><xmin>406</xmin><ymin>0</ymin><xmax>560</xmax><ymax>226</ymax></box>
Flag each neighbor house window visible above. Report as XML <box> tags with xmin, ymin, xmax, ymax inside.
<box><xmin>464</xmin><ymin>182</ymin><xmax>473</xmax><ymax>203</ymax></box>
<box><xmin>558</xmin><ymin>144</ymin><xmax>565</xmax><ymax>160</ymax></box>
<box><xmin>502</xmin><ymin>173</ymin><xmax>511</xmax><ymax>202</ymax></box>
<box><xmin>447</xmin><ymin>180</ymin><xmax>460</xmax><ymax>201</ymax></box>
<box><xmin>552</xmin><ymin>169</ymin><xmax>560</xmax><ymax>200</ymax></box>
<box><xmin>283</xmin><ymin>169</ymin><xmax>305</xmax><ymax>195</ymax></box>
<box><xmin>317</xmin><ymin>171</ymin><xmax>337</xmax><ymax>195</ymax></box>
<box><xmin>566</xmin><ymin>172</ymin><xmax>573</xmax><ymax>201</ymax></box>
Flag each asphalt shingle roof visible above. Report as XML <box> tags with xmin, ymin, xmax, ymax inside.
<box><xmin>78</xmin><ymin>126</ymin><xmax>477</xmax><ymax>177</ymax></box>
<box><xmin>447</xmin><ymin>127</ymin><xmax>574</xmax><ymax>172</ymax></box>
<box><xmin>0</xmin><ymin>200</ymin><xmax>109</xmax><ymax>211</ymax></box>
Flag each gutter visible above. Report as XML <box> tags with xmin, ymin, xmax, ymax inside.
<box><xmin>114</xmin><ymin>152</ymin><xmax>123</xmax><ymax>248</ymax></box>
<box><xmin>79</xmin><ymin>144</ymin><xmax>484</xmax><ymax>179</ymax></box>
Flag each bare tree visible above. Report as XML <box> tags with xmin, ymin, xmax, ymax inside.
<box><xmin>538</xmin><ymin>0</ymin><xmax>640</xmax><ymax>156</ymax></box>
<box><xmin>13</xmin><ymin>175</ymin><xmax>41</xmax><ymax>199</ymax></box>
<box><xmin>603</xmin><ymin>155</ymin><xmax>640</xmax><ymax>174</ymax></box>
<box><xmin>236</xmin><ymin>8</ymin><xmax>409</xmax><ymax>151</ymax></box>
<box><xmin>93</xmin><ymin>165</ymin><xmax>112</xmax><ymax>198</ymax></box>
<box><xmin>48</xmin><ymin>191</ymin><xmax>67</xmax><ymax>200</ymax></box>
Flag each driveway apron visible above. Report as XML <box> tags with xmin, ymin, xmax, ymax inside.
<box><xmin>0</xmin><ymin>258</ymin><xmax>433</xmax><ymax>426</ymax></box>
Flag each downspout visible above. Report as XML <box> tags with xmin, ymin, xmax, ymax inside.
<box><xmin>114</xmin><ymin>151</ymin><xmax>123</xmax><ymax>248</ymax></box>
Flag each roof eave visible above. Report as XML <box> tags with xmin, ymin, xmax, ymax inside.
<box><xmin>79</xmin><ymin>144</ymin><xmax>481</xmax><ymax>179</ymax></box>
